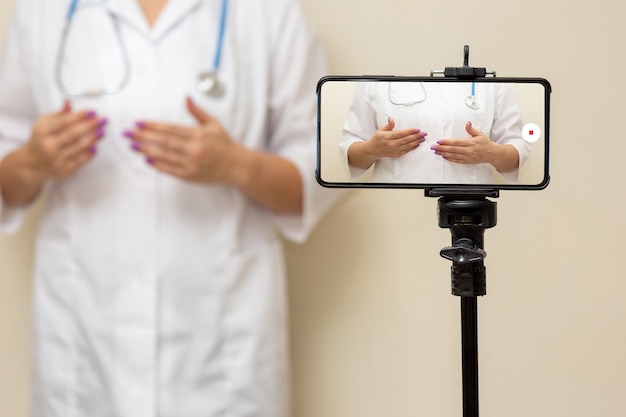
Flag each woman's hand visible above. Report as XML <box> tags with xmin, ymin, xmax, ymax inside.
<box><xmin>124</xmin><ymin>97</ymin><xmax>304</xmax><ymax>213</ymax></box>
<box><xmin>347</xmin><ymin>117</ymin><xmax>427</xmax><ymax>169</ymax></box>
<box><xmin>431</xmin><ymin>121</ymin><xmax>519</xmax><ymax>172</ymax></box>
<box><xmin>0</xmin><ymin>101</ymin><xmax>106</xmax><ymax>206</ymax></box>
<box><xmin>25</xmin><ymin>101</ymin><xmax>106</xmax><ymax>180</ymax></box>
<box><xmin>124</xmin><ymin>97</ymin><xmax>244</xmax><ymax>185</ymax></box>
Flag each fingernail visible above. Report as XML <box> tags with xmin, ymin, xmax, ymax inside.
<box><xmin>419</xmin><ymin>138</ymin><xmax>426</xmax><ymax>143</ymax></box>
<box><xmin>123</xmin><ymin>130</ymin><xmax>134</xmax><ymax>139</ymax></box>
<box><xmin>430</xmin><ymin>146</ymin><xmax>438</xmax><ymax>150</ymax></box>
<box><xmin>96</xmin><ymin>127</ymin><xmax>105</xmax><ymax>139</ymax></box>
<box><xmin>130</xmin><ymin>141</ymin><xmax>141</xmax><ymax>151</ymax></box>
<box><xmin>146</xmin><ymin>157</ymin><xmax>155</xmax><ymax>165</ymax></box>
<box><xmin>437</xmin><ymin>140</ymin><xmax>443</xmax><ymax>145</ymax></box>
<box><xmin>435</xmin><ymin>151</ymin><xmax>442</xmax><ymax>155</ymax></box>
<box><xmin>135</xmin><ymin>121</ymin><xmax>147</xmax><ymax>129</ymax></box>
<box><xmin>414</xmin><ymin>129</ymin><xmax>421</xmax><ymax>134</ymax></box>
<box><xmin>97</xmin><ymin>118</ymin><xmax>108</xmax><ymax>127</ymax></box>
<box><xmin>89</xmin><ymin>146</ymin><xmax>97</xmax><ymax>155</ymax></box>
<box><xmin>86</xmin><ymin>110</ymin><xmax>97</xmax><ymax>118</ymax></box>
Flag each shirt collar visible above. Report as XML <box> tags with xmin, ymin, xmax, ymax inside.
<box><xmin>106</xmin><ymin>0</ymin><xmax>203</xmax><ymax>41</ymax></box>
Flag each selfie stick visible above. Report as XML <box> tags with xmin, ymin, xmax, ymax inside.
<box><xmin>427</xmin><ymin>45</ymin><xmax>497</xmax><ymax>417</ymax></box>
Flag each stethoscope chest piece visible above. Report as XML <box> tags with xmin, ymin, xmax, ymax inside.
<box><xmin>465</xmin><ymin>95</ymin><xmax>480</xmax><ymax>110</ymax></box>
<box><xmin>198</xmin><ymin>71</ymin><xmax>225</xmax><ymax>98</ymax></box>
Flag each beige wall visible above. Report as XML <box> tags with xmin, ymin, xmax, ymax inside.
<box><xmin>1</xmin><ymin>0</ymin><xmax>625</xmax><ymax>416</ymax></box>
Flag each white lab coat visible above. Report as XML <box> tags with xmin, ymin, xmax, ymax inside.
<box><xmin>0</xmin><ymin>1</ymin><xmax>333</xmax><ymax>416</ymax></box>
<box><xmin>339</xmin><ymin>81</ymin><xmax>531</xmax><ymax>184</ymax></box>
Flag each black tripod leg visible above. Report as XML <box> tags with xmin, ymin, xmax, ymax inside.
<box><xmin>461</xmin><ymin>296</ymin><xmax>479</xmax><ymax>417</ymax></box>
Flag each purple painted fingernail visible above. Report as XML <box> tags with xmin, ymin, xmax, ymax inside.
<box><xmin>131</xmin><ymin>141</ymin><xmax>141</xmax><ymax>151</ymax></box>
<box><xmin>146</xmin><ymin>157</ymin><xmax>155</xmax><ymax>165</ymax></box>
<box><xmin>86</xmin><ymin>110</ymin><xmax>97</xmax><ymax>118</ymax></box>
<box><xmin>435</xmin><ymin>151</ymin><xmax>442</xmax><ymax>155</ymax></box>
<box><xmin>430</xmin><ymin>146</ymin><xmax>437</xmax><ymax>150</ymax></box>
<box><xmin>96</xmin><ymin>127</ymin><xmax>105</xmax><ymax>139</ymax></box>
<box><xmin>123</xmin><ymin>130</ymin><xmax>134</xmax><ymax>139</ymax></box>
<box><xmin>97</xmin><ymin>118</ymin><xmax>108</xmax><ymax>127</ymax></box>
<box><xmin>414</xmin><ymin>129</ymin><xmax>421</xmax><ymax>134</ymax></box>
<box><xmin>135</xmin><ymin>121</ymin><xmax>147</xmax><ymax>129</ymax></box>
<box><xmin>89</xmin><ymin>146</ymin><xmax>97</xmax><ymax>155</ymax></box>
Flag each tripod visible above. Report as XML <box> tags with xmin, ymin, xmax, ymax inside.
<box><xmin>430</xmin><ymin>191</ymin><xmax>497</xmax><ymax>417</ymax></box>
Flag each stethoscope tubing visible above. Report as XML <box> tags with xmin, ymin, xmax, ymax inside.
<box><xmin>213</xmin><ymin>0</ymin><xmax>228</xmax><ymax>71</ymax></box>
<box><xmin>388</xmin><ymin>81</ymin><xmax>480</xmax><ymax>110</ymax></box>
<box><xmin>57</xmin><ymin>0</ymin><xmax>228</xmax><ymax>97</ymax></box>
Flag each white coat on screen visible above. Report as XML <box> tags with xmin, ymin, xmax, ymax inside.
<box><xmin>339</xmin><ymin>81</ymin><xmax>531</xmax><ymax>184</ymax></box>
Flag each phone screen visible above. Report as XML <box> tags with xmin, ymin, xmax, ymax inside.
<box><xmin>316</xmin><ymin>76</ymin><xmax>550</xmax><ymax>191</ymax></box>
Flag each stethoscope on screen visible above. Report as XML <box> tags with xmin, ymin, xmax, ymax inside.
<box><xmin>55</xmin><ymin>0</ymin><xmax>229</xmax><ymax>98</ymax></box>
<box><xmin>388</xmin><ymin>82</ymin><xmax>480</xmax><ymax>110</ymax></box>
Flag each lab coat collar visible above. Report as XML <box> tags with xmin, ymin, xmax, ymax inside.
<box><xmin>106</xmin><ymin>0</ymin><xmax>202</xmax><ymax>42</ymax></box>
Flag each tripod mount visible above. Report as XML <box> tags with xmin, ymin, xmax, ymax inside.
<box><xmin>437</xmin><ymin>193</ymin><xmax>497</xmax><ymax>298</ymax></box>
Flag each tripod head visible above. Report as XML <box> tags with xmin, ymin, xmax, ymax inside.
<box><xmin>436</xmin><ymin>194</ymin><xmax>497</xmax><ymax>297</ymax></box>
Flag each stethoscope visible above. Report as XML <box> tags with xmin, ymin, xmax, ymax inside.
<box><xmin>55</xmin><ymin>0</ymin><xmax>229</xmax><ymax>98</ymax></box>
<box><xmin>388</xmin><ymin>82</ymin><xmax>480</xmax><ymax>110</ymax></box>
<box><xmin>197</xmin><ymin>0</ymin><xmax>228</xmax><ymax>97</ymax></box>
<box><xmin>464</xmin><ymin>82</ymin><xmax>479</xmax><ymax>110</ymax></box>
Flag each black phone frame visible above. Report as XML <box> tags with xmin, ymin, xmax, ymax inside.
<box><xmin>315</xmin><ymin>74</ymin><xmax>551</xmax><ymax>192</ymax></box>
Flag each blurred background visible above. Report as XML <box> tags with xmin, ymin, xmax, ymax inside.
<box><xmin>2</xmin><ymin>0</ymin><xmax>625</xmax><ymax>416</ymax></box>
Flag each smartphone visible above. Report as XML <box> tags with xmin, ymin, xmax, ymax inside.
<box><xmin>316</xmin><ymin>75</ymin><xmax>551</xmax><ymax>192</ymax></box>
